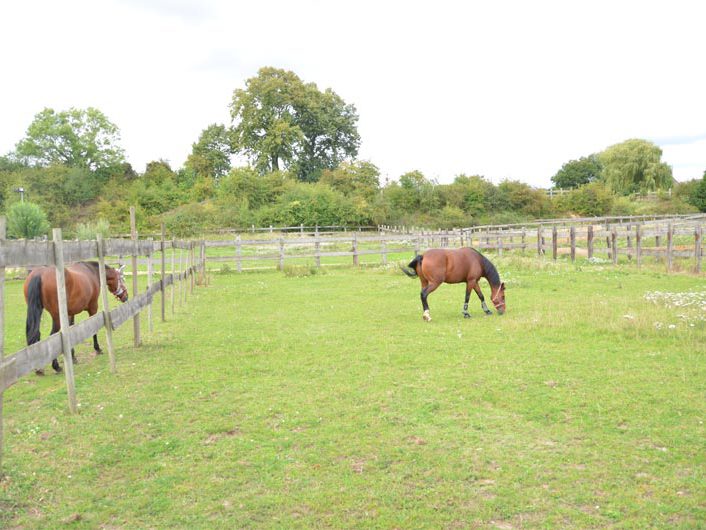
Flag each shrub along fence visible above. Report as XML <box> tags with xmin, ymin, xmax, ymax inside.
<box><xmin>204</xmin><ymin>214</ymin><xmax>705</xmax><ymax>274</ymax></box>
<box><xmin>0</xmin><ymin>211</ymin><xmax>206</xmax><ymax>469</ymax></box>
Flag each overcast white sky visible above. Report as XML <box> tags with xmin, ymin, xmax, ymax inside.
<box><xmin>1</xmin><ymin>0</ymin><xmax>704</xmax><ymax>187</ymax></box>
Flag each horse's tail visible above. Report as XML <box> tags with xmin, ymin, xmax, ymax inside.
<box><xmin>25</xmin><ymin>274</ymin><xmax>44</xmax><ymax>345</ymax></box>
<box><xmin>400</xmin><ymin>254</ymin><xmax>423</xmax><ymax>278</ymax></box>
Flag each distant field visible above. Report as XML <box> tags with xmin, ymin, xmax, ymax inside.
<box><xmin>1</xmin><ymin>256</ymin><xmax>704</xmax><ymax>528</ymax></box>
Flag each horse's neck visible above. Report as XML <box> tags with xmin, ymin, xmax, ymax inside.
<box><xmin>481</xmin><ymin>268</ymin><xmax>500</xmax><ymax>289</ymax></box>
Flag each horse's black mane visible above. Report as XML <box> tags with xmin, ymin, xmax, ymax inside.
<box><xmin>472</xmin><ymin>249</ymin><xmax>501</xmax><ymax>287</ymax></box>
<box><xmin>78</xmin><ymin>261</ymin><xmax>115</xmax><ymax>276</ymax></box>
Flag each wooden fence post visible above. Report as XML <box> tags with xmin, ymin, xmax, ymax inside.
<box><xmin>130</xmin><ymin>207</ymin><xmax>140</xmax><ymax>347</ymax></box>
<box><xmin>190</xmin><ymin>242</ymin><xmax>195</xmax><ymax>294</ymax></box>
<box><xmin>570</xmin><ymin>226</ymin><xmax>576</xmax><ymax>262</ymax></box>
<box><xmin>200</xmin><ymin>240</ymin><xmax>207</xmax><ymax>286</ymax></box>
<box><xmin>667</xmin><ymin>223</ymin><xmax>673</xmax><ymax>272</ymax></box>
<box><xmin>696</xmin><ymin>224</ymin><xmax>703</xmax><ymax>274</ymax></box>
<box><xmin>161</xmin><ymin>224</ymin><xmax>166</xmax><ymax>322</ymax></box>
<box><xmin>53</xmin><ymin>228</ymin><xmax>78</xmax><ymax>414</ymax></box>
<box><xmin>636</xmin><ymin>224</ymin><xmax>642</xmax><ymax>268</ymax></box>
<box><xmin>497</xmin><ymin>232</ymin><xmax>503</xmax><ymax>256</ymax></box>
<box><xmin>552</xmin><ymin>226</ymin><xmax>558</xmax><ymax>261</ymax></box>
<box><xmin>626</xmin><ymin>224</ymin><xmax>633</xmax><ymax>261</ymax></box>
<box><xmin>381</xmin><ymin>237</ymin><xmax>387</xmax><ymax>265</ymax></box>
<box><xmin>537</xmin><ymin>226</ymin><xmax>543</xmax><ymax>256</ymax></box>
<box><xmin>0</xmin><ymin>217</ymin><xmax>5</xmax><ymax>468</ymax></box>
<box><xmin>521</xmin><ymin>227</ymin><xmax>526</xmax><ymax>253</ymax></box>
<box><xmin>96</xmin><ymin>234</ymin><xmax>117</xmax><ymax>373</ymax></box>
<box><xmin>279</xmin><ymin>238</ymin><xmax>285</xmax><ymax>270</ymax></box>
<box><xmin>180</xmin><ymin>247</ymin><xmax>187</xmax><ymax>304</ymax></box>
<box><xmin>147</xmin><ymin>238</ymin><xmax>153</xmax><ymax>334</ymax></box>
<box><xmin>353</xmin><ymin>233</ymin><xmax>359</xmax><ymax>266</ymax></box>
<box><xmin>235</xmin><ymin>235</ymin><xmax>242</xmax><ymax>273</ymax></box>
<box><xmin>587</xmin><ymin>225</ymin><xmax>594</xmax><ymax>259</ymax></box>
<box><xmin>315</xmin><ymin>231</ymin><xmax>321</xmax><ymax>268</ymax></box>
<box><xmin>611</xmin><ymin>228</ymin><xmax>618</xmax><ymax>265</ymax></box>
<box><xmin>171</xmin><ymin>239</ymin><xmax>176</xmax><ymax>314</ymax></box>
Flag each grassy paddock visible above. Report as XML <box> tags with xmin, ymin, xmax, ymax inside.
<box><xmin>1</xmin><ymin>257</ymin><xmax>704</xmax><ymax>528</ymax></box>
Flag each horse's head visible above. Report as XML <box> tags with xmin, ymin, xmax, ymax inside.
<box><xmin>108</xmin><ymin>264</ymin><xmax>129</xmax><ymax>302</ymax></box>
<box><xmin>491</xmin><ymin>282</ymin><xmax>506</xmax><ymax>314</ymax></box>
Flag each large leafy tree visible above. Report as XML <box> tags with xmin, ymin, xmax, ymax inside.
<box><xmin>229</xmin><ymin>67</ymin><xmax>360</xmax><ymax>182</ymax></box>
<box><xmin>598</xmin><ymin>139</ymin><xmax>673</xmax><ymax>194</ymax></box>
<box><xmin>15</xmin><ymin>107</ymin><xmax>125</xmax><ymax>172</ymax></box>
<box><xmin>185</xmin><ymin>124</ymin><xmax>233</xmax><ymax>181</ymax></box>
<box><xmin>319</xmin><ymin>161</ymin><xmax>380</xmax><ymax>199</ymax></box>
<box><xmin>551</xmin><ymin>154</ymin><xmax>602</xmax><ymax>189</ymax></box>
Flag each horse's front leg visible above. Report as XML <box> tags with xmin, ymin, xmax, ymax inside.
<box><xmin>88</xmin><ymin>307</ymin><xmax>102</xmax><ymax>354</ymax></box>
<box><xmin>463</xmin><ymin>283</ymin><xmax>472</xmax><ymax>318</ymax></box>
<box><xmin>51</xmin><ymin>319</ymin><xmax>62</xmax><ymax>373</ymax></box>
<box><xmin>69</xmin><ymin>316</ymin><xmax>78</xmax><ymax>364</ymax></box>
<box><xmin>473</xmin><ymin>284</ymin><xmax>493</xmax><ymax>315</ymax></box>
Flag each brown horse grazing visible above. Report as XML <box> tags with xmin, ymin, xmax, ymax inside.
<box><xmin>401</xmin><ymin>248</ymin><xmax>505</xmax><ymax>321</ymax></box>
<box><xmin>24</xmin><ymin>261</ymin><xmax>128</xmax><ymax>374</ymax></box>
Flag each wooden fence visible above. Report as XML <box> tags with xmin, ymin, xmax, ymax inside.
<box><xmin>204</xmin><ymin>216</ymin><xmax>705</xmax><ymax>274</ymax></box>
<box><xmin>0</xmin><ymin>215</ymin><xmax>207</xmax><ymax>468</ymax></box>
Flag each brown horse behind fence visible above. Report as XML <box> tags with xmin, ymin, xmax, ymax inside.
<box><xmin>401</xmin><ymin>247</ymin><xmax>505</xmax><ymax>321</ymax></box>
<box><xmin>24</xmin><ymin>261</ymin><xmax>128</xmax><ymax>374</ymax></box>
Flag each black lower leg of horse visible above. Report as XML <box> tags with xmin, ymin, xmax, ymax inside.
<box><xmin>420</xmin><ymin>287</ymin><xmax>430</xmax><ymax>313</ymax></box>
<box><xmin>50</xmin><ymin>320</ymin><xmax>62</xmax><ymax>373</ymax></box>
<box><xmin>474</xmin><ymin>285</ymin><xmax>492</xmax><ymax>315</ymax></box>
<box><xmin>93</xmin><ymin>333</ymin><xmax>102</xmax><ymax>354</ymax></box>
<box><xmin>420</xmin><ymin>283</ymin><xmax>440</xmax><ymax>321</ymax></box>
<box><xmin>69</xmin><ymin>316</ymin><xmax>78</xmax><ymax>363</ymax></box>
<box><xmin>463</xmin><ymin>286</ymin><xmax>472</xmax><ymax>318</ymax></box>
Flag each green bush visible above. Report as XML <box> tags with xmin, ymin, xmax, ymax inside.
<box><xmin>75</xmin><ymin>218</ymin><xmax>111</xmax><ymax>240</ymax></box>
<box><xmin>557</xmin><ymin>182</ymin><xmax>614</xmax><ymax>216</ymax></box>
<box><xmin>7</xmin><ymin>201</ymin><xmax>50</xmax><ymax>239</ymax></box>
<box><xmin>436</xmin><ymin>205</ymin><xmax>468</xmax><ymax>229</ymax></box>
<box><xmin>163</xmin><ymin>202</ymin><xmax>216</xmax><ymax>237</ymax></box>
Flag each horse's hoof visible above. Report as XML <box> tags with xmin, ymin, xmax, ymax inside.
<box><xmin>484</xmin><ymin>311</ymin><xmax>493</xmax><ymax>316</ymax></box>
<box><xmin>423</xmin><ymin>311</ymin><xmax>432</xmax><ymax>322</ymax></box>
<box><xmin>35</xmin><ymin>369</ymin><xmax>45</xmax><ymax>376</ymax></box>
<box><xmin>463</xmin><ymin>313</ymin><xmax>471</xmax><ymax>319</ymax></box>
<box><xmin>95</xmin><ymin>349</ymin><xmax>103</xmax><ymax>355</ymax></box>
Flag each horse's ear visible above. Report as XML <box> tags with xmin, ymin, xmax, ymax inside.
<box><xmin>500</xmin><ymin>282</ymin><xmax>505</xmax><ymax>290</ymax></box>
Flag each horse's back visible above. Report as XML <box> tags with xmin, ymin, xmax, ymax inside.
<box><xmin>421</xmin><ymin>247</ymin><xmax>481</xmax><ymax>284</ymax></box>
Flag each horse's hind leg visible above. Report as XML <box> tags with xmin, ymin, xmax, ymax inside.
<box><xmin>473</xmin><ymin>283</ymin><xmax>493</xmax><ymax>315</ymax></box>
<box><xmin>421</xmin><ymin>282</ymin><xmax>440</xmax><ymax>321</ymax></box>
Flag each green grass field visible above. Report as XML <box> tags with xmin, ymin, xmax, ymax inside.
<box><xmin>1</xmin><ymin>256</ymin><xmax>704</xmax><ymax>528</ymax></box>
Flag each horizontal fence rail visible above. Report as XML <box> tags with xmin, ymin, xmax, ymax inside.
<box><xmin>201</xmin><ymin>216</ymin><xmax>704</xmax><ymax>275</ymax></box>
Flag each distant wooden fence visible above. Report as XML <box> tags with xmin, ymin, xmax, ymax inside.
<box><xmin>204</xmin><ymin>215</ymin><xmax>705</xmax><ymax>274</ymax></box>
<box><xmin>0</xmin><ymin>213</ymin><xmax>207</xmax><ymax>468</ymax></box>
